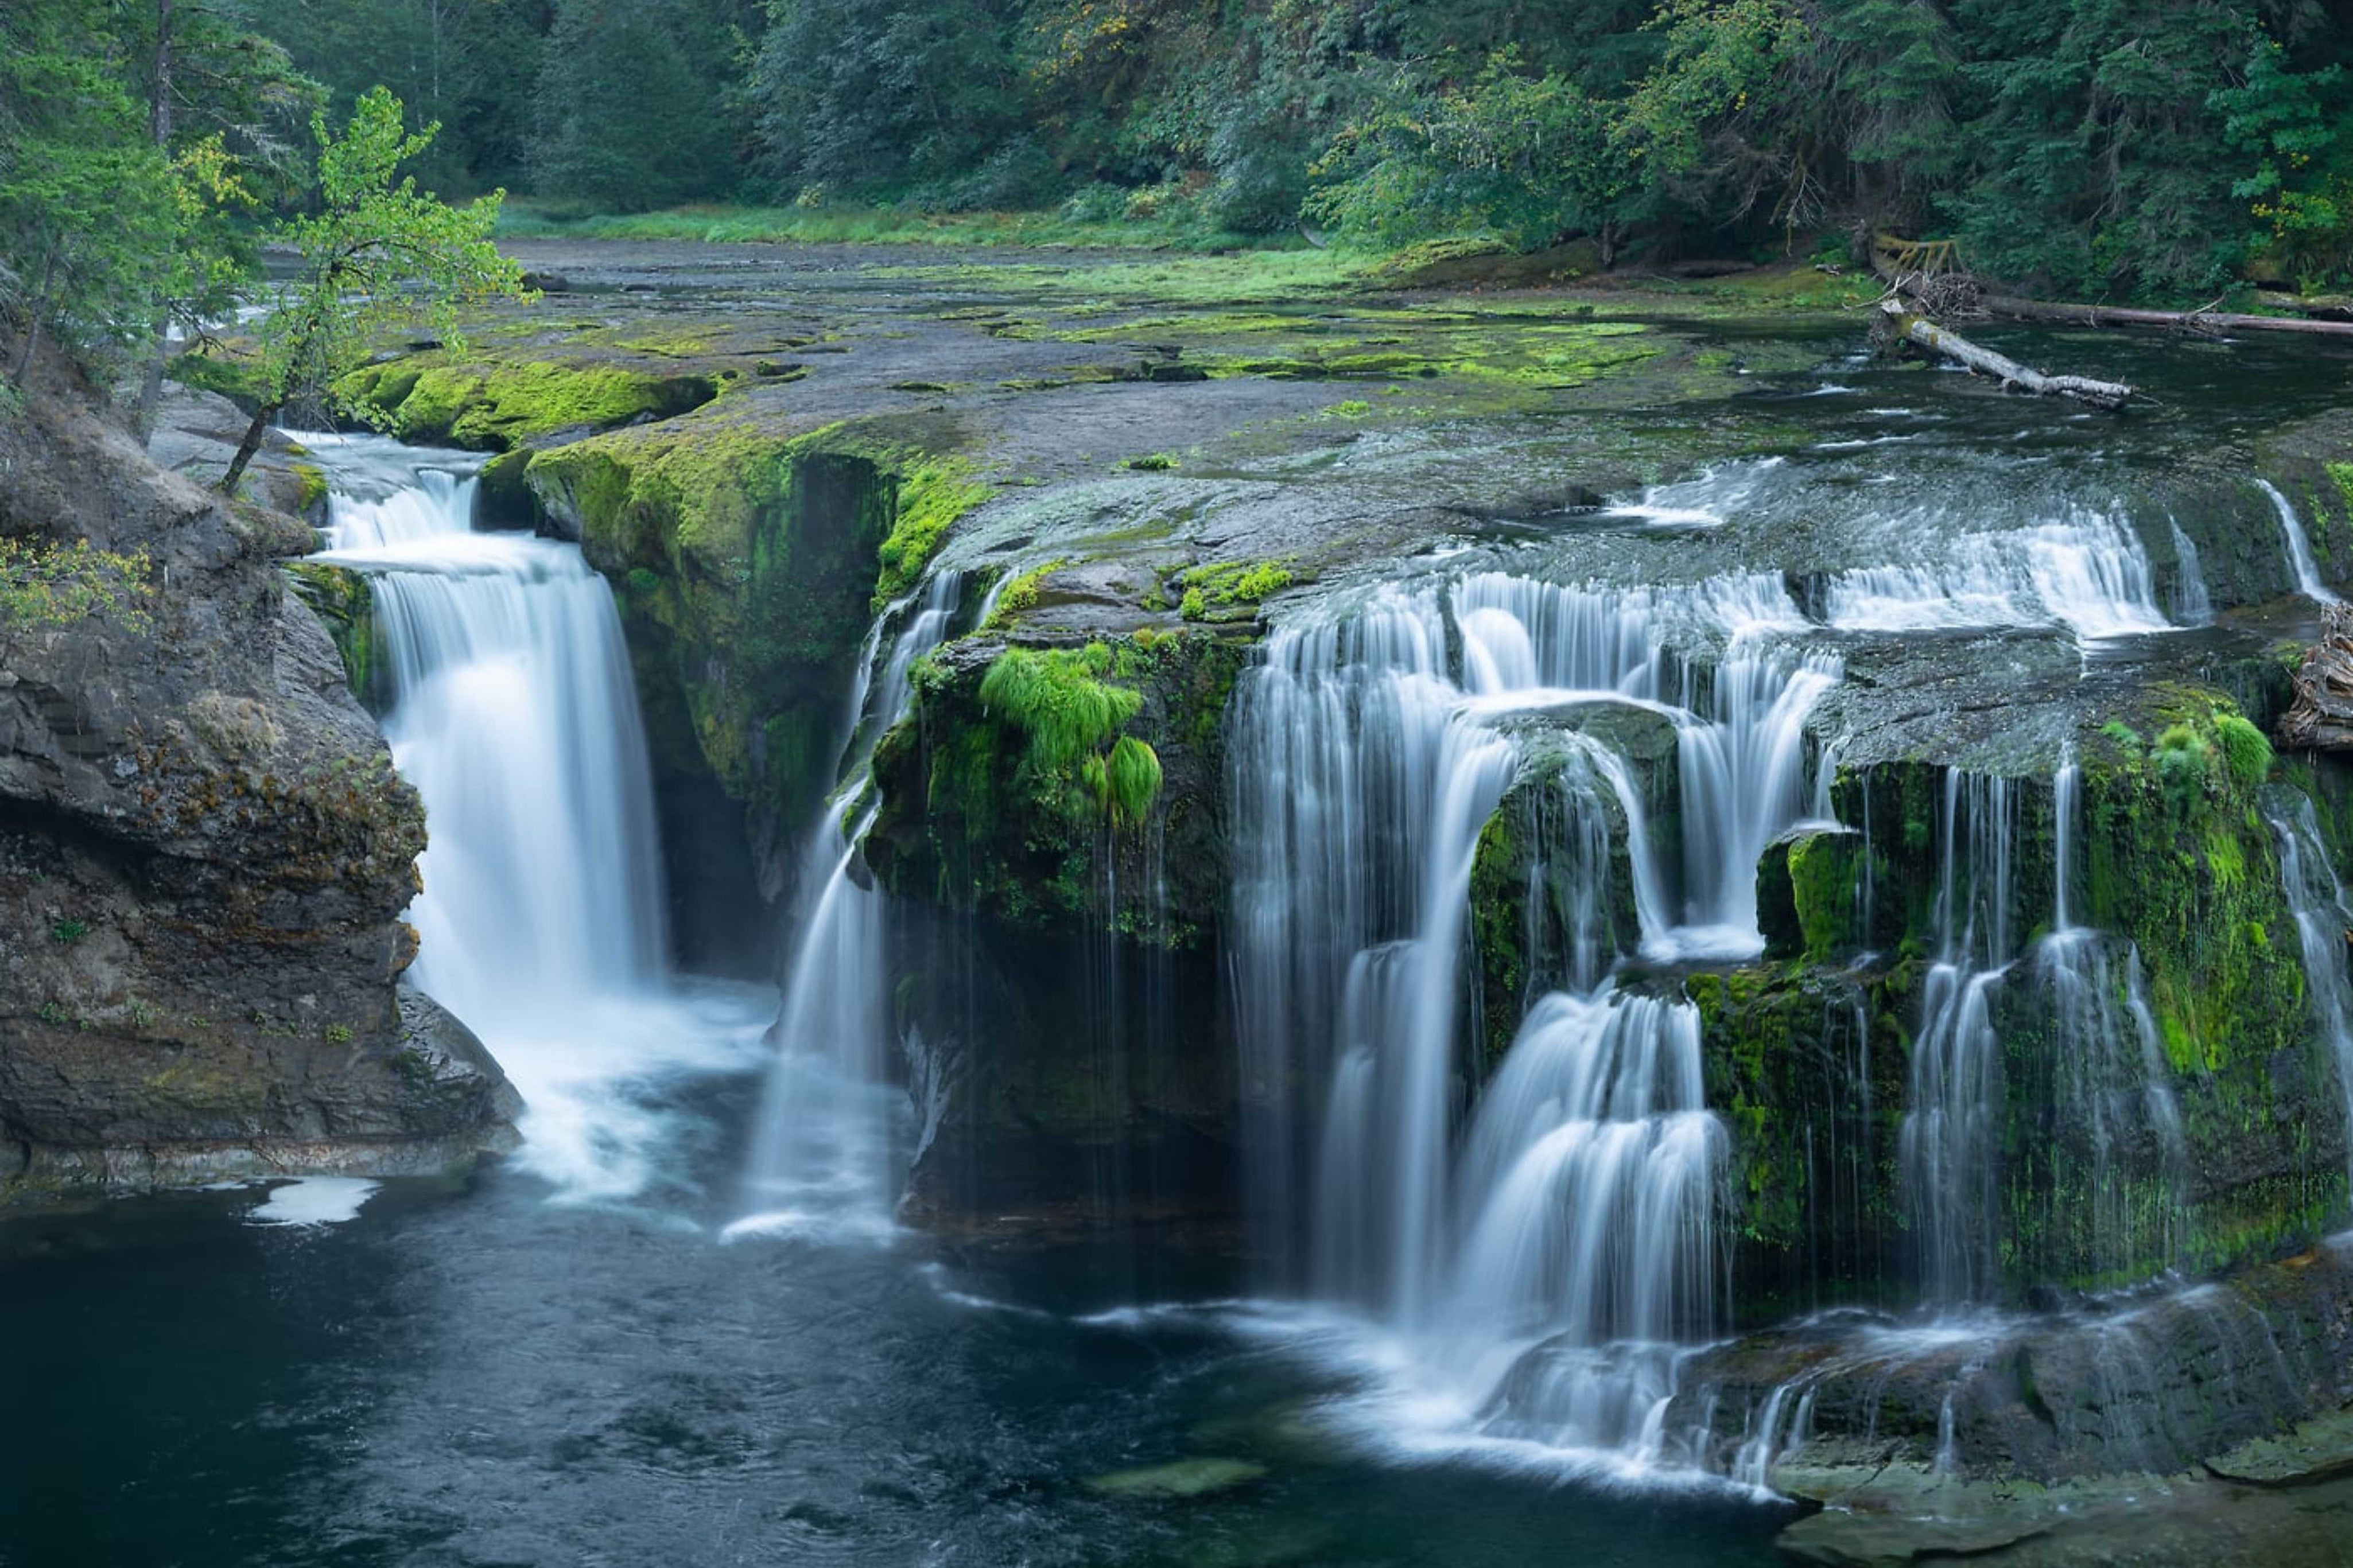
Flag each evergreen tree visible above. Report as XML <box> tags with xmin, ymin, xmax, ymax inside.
<box><xmin>0</xmin><ymin>0</ymin><xmax>178</xmax><ymax>379</ymax></box>
<box><xmin>530</xmin><ymin>0</ymin><xmax>733</xmax><ymax>211</ymax></box>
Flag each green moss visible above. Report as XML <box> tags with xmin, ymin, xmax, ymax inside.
<box><xmin>336</xmin><ymin>356</ymin><xmax>719</xmax><ymax>450</ymax></box>
<box><xmin>285</xmin><ymin>561</ymin><xmax>376</xmax><ymax>703</ymax></box>
<box><xmin>2215</xmin><ymin>711</ymin><xmax>2275</xmax><ymax>787</ymax></box>
<box><xmin>1176</xmin><ymin>558</ymin><xmax>1297</xmax><ymax>621</ymax></box>
<box><xmin>983</xmin><ymin>559</ymin><xmax>1070</xmax><ymax>629</ymax></box>
<box><xmin>979</xmin><ymin>644</ymin><xmax>1143</xmax><ymax>777</ymax></box>
<box><xmin>1788</xmin><ymin>832</ymin><xmax>1860</xmax><ymax>964</ymax></box>
<box><xmin>290</xmin><ymin>462</ymin><xmax>330</xmax><ymax>513</ymax></box>
<box><xmin>1124</xmin><ymin>453</ymin><xmax>1178</xmax><ymax>471</ymax></box>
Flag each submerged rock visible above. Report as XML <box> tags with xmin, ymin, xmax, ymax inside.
<box><xmin>1085</xmin><ymin>1457</ymin><xmax>1268</xmax><ymax>1499</ymax></box>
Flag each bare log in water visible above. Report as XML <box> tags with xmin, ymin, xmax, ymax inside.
<box><xmin>2283</xmin><ymin>604</ymin><xmax>2353</xmax><ymax>752</ymax></box>
<box><xmin>1873</xmin><ymin>299</ymin><xmax>2137</xmax><ymax>411</ymax></box>
<box><xmin>1982</xmin><ymin>293</ymin><xmax>2353</xmax><ymax>340</ymax></box>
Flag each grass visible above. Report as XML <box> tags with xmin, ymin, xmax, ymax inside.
<box><xmin>496</xmin><ymin>197</ymin><xmax>1306</xmax><ymax>255</ymax></box>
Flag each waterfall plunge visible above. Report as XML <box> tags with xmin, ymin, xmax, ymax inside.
<box><xmin>731</xmin><ymin>574</ymin><xmax>963</xmax><ymax>1242</ymax></box>
<box><xmin>310</xmin><ymin>438</ymin><xmax>767</xmax><ymax>1203</ymax></box>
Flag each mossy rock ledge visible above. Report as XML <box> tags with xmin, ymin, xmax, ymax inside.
<box><xmin>866</xmin><ymin>628</ymin><xmax>1248</xmax><ymax>1230</ymax></box>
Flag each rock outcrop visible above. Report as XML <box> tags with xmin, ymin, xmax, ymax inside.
<box><xmin>0</xmin><ymin>385</ymin><xmax>519</xmax><ymax>1204</ymax></box>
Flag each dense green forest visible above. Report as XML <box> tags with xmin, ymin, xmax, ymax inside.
<box><xmin>6</xmin><ymin>0</ymin><xmax>2353</xmax><ymax>377</ymax></box>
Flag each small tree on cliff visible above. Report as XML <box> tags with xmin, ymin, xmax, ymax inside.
<box><xmin>219</xmin><ymin>87</ymin><xmax>524</xmax><ymax>496</ymax></box>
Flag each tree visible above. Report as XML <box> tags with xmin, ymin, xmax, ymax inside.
<box><xmin>529</xmin><ymin>0</ymin><xmax>732</xmax><ymax>211</ymax></box>
<box><xmin>124</xmin><ymin>0</ymin><xmax>320</xmax><ymax>437</ymax></box>
<box><xmin>0</xmin><ymin>0</ymin><xmax>177</xmax><ymax>380</ymax></box>
<box><xmin>219</xmin><ymin>87</ymin><xmax>527</xmax><ymax>494</ymax></box>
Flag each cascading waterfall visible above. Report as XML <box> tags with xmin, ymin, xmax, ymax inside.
<box><xmin>2258</xmin><ymin>479</ymin><xmax>2340</xmax><ymax>605</ymax></box>
<box><xmin>1820</xmin><ymin>504</ymin><xmax>2173</xmax><ymax>640</ymax></box>
<box><xmin>309</xmin><ymin>434</ymin><xmax>721</xmax><ymax>1201</ymax></box>
<box><xmin>2026</xmin><ymin>761</ymin><xmax>2188</xmax><ymax>1278</ymax></box>
<box><xmin>2270</xmin><ymin>796</ymin><xmax>2353</xmax><ymax>1171</ymax></box>
<box><xmin>732</xmin><ymin>574</ymin><xmax>964</xmax><ymax>1239</ymax></box>
<box><xmin>1230</xmin><ymin>566</ymin><xmax>1833</xmax><ymax>1464</ymax></box>
<box><xmin>1898</xmin><ymin>773</ymin><xmax>2015</xmax><ymax>1307</ymax></box>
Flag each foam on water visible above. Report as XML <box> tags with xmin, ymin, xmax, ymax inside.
<box><xmin>247</xmin><ymin>1177</ymin><xmax>380</xmax><ymax>1227</ymax></box>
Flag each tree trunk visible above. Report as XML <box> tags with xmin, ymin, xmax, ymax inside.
<box><xmin>219</xmin><ymin>402</ymin><xmax>279</xmax><ymax>497</ymax></box>
<box><xmin>1981</xmin><ymin>293</ymin><xmax>2353</xmax><ymax>340</ymax></box>
<box><xmin>14</xmin><ymin>248</ymin><xmax>55</xmax><ymax>383</ymax></box>
<box><xmin>1874</xmin><ymin>299</ymin><xmax>2135</xmax><ymax>411</ymax></box>
<box><xmin>132</xmin><ymin>0</ymin><xmax>177</xmax><ymax>445</ymax></box>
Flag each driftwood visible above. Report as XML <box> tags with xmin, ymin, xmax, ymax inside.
<box><xmin>1869</xmin><ymin>232</ymin><xmax>2353</xmax><ymax>340</ymax></box>
<box><xmin>2282</xmin><ymin>604</ymin><xmax>2353</xmax><ymax>752</ymax></box>
<box><xmin>1979</xmin><ymin>293</ymin><xmax>2353</xmax><ymax>340</ymax></box>
<box><xmin>1874</xmin><ymin>298</ymin><xmax>2137</xmax><ymax>410</ymax></box>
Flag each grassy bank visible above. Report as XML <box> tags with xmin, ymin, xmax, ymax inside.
<box><xmin>495</xmin><ymin>199</ymin><xmax>1302</xmax><ymax>253</ymax></box>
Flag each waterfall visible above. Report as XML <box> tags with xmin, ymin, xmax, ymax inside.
<box><xmin>2259</xmin><ymin>478</ymin><xmax>2340</xmax><ymax>605</ymax></box>
<box><xmin>316</xmin><ymin>455</ymin><xmax>669</xmax><ymax>1025</ymax></box>
<box><xmin>309</xmin><ymin>434</ymin><xmax>739</xmax><ymax>1202</ymax></box>
<box><xmin>732</xmin><ymin>573</ymin><xmax>963</xmax><ymax>1240</ymax></box>
<box><xmin>1898</xmin><ymin>772</ymin><xmax>2014</xmax><ymax>1306</ymax></box>
<box><xmin>2026</xmin><ymin>760</ymin><xmax>2188</xmax><ymax>1279</ymax></box>
<box><xmin>2270</xmin><ymin>797</ymin><xmax>2353</xmax><ymax>1172</ymax></box>
<box><xmin>1229</xmin><ymin>566</ymin><xmax>1831</xmax><ymax>1465</ymax></box>
<box><xmin>1821</xmin><ymin>504</ymin><xmax>2172</xmax><ymax>640</ymax></box>
<box><xmin>2168</xmin><ymin>522</ymin><xmax>2214</xmax><ymax>625</ymax></box>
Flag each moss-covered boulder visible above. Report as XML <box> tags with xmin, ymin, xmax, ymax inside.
<box><xmin>284</xmin><ymin>562</ymin><xmax>376</xmax><ymax>706</ymax></box>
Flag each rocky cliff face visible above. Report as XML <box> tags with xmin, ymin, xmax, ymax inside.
<box><xmin>0</xmin><ymin>387</ymin><xmax>518</xmax><ymax>1203</ymax></box>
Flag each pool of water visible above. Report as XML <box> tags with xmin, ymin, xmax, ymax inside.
<box><xmin>0</xmin><ymin>990</ymin><xmax>1792</xmax><ymax>1568</ymax></box>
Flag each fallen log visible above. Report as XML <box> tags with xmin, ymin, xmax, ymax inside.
<box><xmin>1874</xmin><ymin>299</ymin><xmax>2135</xmax><ymax>410</ymax></box>
<box><xmin>1982</xmin><ymin>293</ymin><xmax>2353</xmax><ymax>340</ymax></box>
<box><xmin>1867</xmin><ymin>235</ymin><xmax>2353</xmax><ymax>340</ymax></box>
<box><xmin>2282</xmin><ymin>604</ymin><xmax>2353</xmax><ymax>752</ymax></box>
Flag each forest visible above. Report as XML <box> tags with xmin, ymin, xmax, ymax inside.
<box><xmin>7</xmin><ymin>0</ymin><xmax>2353</xmax><ymax>345</ymax></box>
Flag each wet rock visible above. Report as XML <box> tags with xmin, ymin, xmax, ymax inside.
<box><xmin>0</xmin><ymin>387</ymin><xmax>519</xmax><ymax>1204</ymax></box>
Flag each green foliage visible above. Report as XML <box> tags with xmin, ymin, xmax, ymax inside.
<box><xmin>1101</xmin><ymin>734</ymin><xmax>1162</xmax><ymax>825</ymax></box>
<box><xmin>220</xmin><ymin>87</ymin><xmax>527</xmax><ymax>490</ymax></box>
<box><xmin>979</xmin><ymin>644</ymin><xmax>1141</xmax><ymax>775</ymax></box>
<box><xmin>2214</xmin><ymin>711</ymin><xmax>2275</xmax><ymax>787</ymax></box>
<box><xmin>0</xmin><ymin>0</ymin><xmax>178</xmax><ymax>371</ymax></box>
<box><xmin>1175</xmin><ymin>557</ymin><xmax>1295</xmax><ymax>619</ymax></box>
<box><xmin>0</xmin><ymin>538</ymin><xmax>156</xmax><ymax>629</ymax></box>
<box><xmin>530</xmin><ymin>0</ymin><xmax>735</xmax><ymax>212</ymax></box>
<box><xmin>982</xmin><ymin>558</ymin><xmax>1070</xmax><ymax>629</ymax></box>
<box><xmin>49</xmin><ymin>918</ymin><xmax>87</xmax><ymax>944</ymax></box>
<box><xmin>196</xmin><ymin>0</ymin><xmax>2353</xmax><ymax>299</ymax></box>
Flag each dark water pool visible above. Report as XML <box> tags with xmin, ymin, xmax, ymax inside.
<box><xmin>0</xmin><ymin>1059</ymin><xmax>1793</xmax><ymax>1568</ymax></box>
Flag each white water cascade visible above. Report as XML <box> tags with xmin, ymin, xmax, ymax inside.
<box><xmin>731</xmin><ymin>574</ymin><xmax>964</xmax><ymax>1241</ymax></box>
<box><xmin>2270</xmin><ymin>796</ymin><xmax>2353</xmax><ymax>1172</ymax></box>
<box><xmin>2259</xmin><ymin>479</ymin><xmax>2341</xmax><ymax>605</ymax></box>
<box><xmin>1897</xmin><ymin>772</ymin><xmax>2015</xmax><ymax>1307</ymax></box>
<box><xmin>308</xmin><ymin>434</ymin><xmax>764</xmax><ymax>1203</ymax></box>
<box><xmin>1821</xmin><ymin>504</ymin><xmax>2173</xmax><ymax>640</ymax></box>
<box><xmin>2027</xmin><ymin>762</ymin><xmax>2188</xmax><ymax>1278</ymax></box>
<box><xmin>1230</xmin><ymin>567</ymin><xmax>1834</xmax><ymax>1466</ymax></box>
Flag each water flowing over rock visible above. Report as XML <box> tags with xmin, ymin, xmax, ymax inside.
<box><xmin>305</xmin><ymin>432</ymin><xmax>741</xmax><ymax>1202</ymax></box>
<box><xmin>0</xmin><ymin>394</ymin><xmax>518</xmax><ymax>1199</ymax></box>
